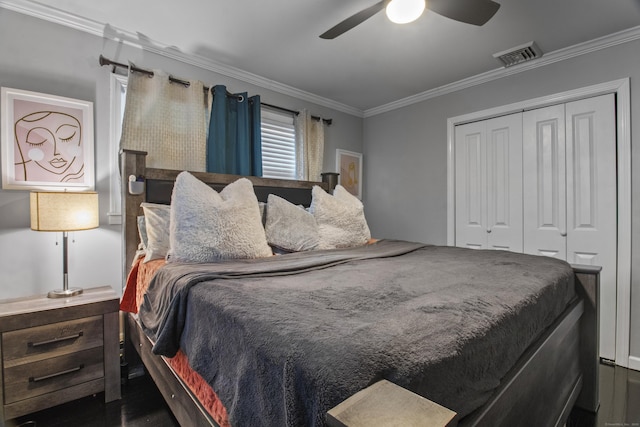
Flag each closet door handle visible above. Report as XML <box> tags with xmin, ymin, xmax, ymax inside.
<box><xmin>560</xmin><ymin>232</ymin><xmax>567</xmax><ymax>237</ymax></box>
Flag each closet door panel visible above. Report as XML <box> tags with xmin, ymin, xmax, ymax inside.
<box><xmin>566</xmin><ymin>93</ymin><xmax>617</xmax><ymax>360</ymax></box>
<box><xmin>486</xmin><ymin>114</ymin><xmax>523</xmax><ymax>251</ymax></box>
<box><xmin>523</xmin><ymin>105</ymin><xmax>566</xmax><ymax>259</ymax></box>
<box><xmin>455</xmin><ymin>122</ymin><xmax>487</xmax><ymax>249</ymax></box>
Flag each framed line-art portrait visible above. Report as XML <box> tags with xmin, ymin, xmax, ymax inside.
<box><xmin>1</xmin><ymin>87</ymin><xmax>95</xmax><ymax>191</ymax></box>
<box><xmin>336</xmin><ymin>149</ymin><xmax>362</xmax><ymax>199</ymax></box>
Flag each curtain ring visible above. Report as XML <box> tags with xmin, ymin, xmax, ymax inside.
<box><xmin>169</xmin><ymin>75</ymin><xmax>191</xmax><ymax>88</ymax></box>
<box><xmin>238</xmin><ymin>95</ymin><xmax>245</xmax><ymax>102</ymax></box>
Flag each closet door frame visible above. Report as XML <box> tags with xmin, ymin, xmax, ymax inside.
<box><xmin>446</xmin><ymin>78</ymin><xmax>632</xmax><ymax>369</ymax></box>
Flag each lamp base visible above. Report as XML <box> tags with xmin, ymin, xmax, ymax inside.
<box><xmin>48</xmin><ymin>287</ymin><xmax>83</xmax><ymax>298</ymax></box>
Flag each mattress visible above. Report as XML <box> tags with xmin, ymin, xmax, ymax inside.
<box><xmin>135</xmin><ymin>240</ymin><xmax>575</xmax><ymax>427</ymax></box>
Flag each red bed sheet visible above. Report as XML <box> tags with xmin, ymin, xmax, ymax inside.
<box><xmin>121</xmin><ymin>256</ymin><xmax>230</xmax><ymax>427</ymax></box>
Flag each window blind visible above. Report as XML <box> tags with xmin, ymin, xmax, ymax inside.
<box><xmin>261</xmin><ymin>109</ymin><xmax>296</xmax><ymax>180</ymax></box>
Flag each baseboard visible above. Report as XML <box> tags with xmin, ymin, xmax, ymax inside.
<box><xmin>628</xmin><ymin>356</ymin><xmax>640</xmax><ymax>372</ymax></box>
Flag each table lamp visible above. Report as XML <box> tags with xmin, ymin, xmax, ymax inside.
<box><xmin>30</xmin><ymin>191</ymin><xmax>99</xmax><ymax>298</ymax></box>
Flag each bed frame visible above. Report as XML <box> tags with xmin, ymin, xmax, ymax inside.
<box><xmin>120</xmin><ymin>149</ymin><xmax>600</xmax><ymax>426</ymax></box>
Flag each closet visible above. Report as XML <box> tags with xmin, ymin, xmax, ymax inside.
<box><xmin>454</xmin><ymin>94</ymin><xmax>617</xmax><ymax>360</ymax></box>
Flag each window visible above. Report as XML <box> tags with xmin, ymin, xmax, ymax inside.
<box><xmin>260</xmin><ymin>108</ymin><xmax>297</xmax><ymax>180</ymax></box>
<box><xmin>111</xmin><ymin>82</ymin><xmax>299</xmax><ymax>213</ymax></box>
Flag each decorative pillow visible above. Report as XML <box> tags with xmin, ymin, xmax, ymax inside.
<box><xmin>265</xmin><ymin>194</ymin><xmax>319</xmax><ymax>252</ymax></box>
<box><xmin>137</xmin><ymin>215</ymin><xmax>148</xmax><ymax>249</ymax></box>
<box><xmin>310</xmin><ymin>184</ymin><xmax>371</xmax><ymax>249</ymax></box>
<box><xmin>140</xmin><ymin>202</ymin><xmax>171</xmax><ymax>263</ymax></box>
<box><xmin>167</xmin><ymin>172</ymin><xmax>272</xmax><ymax>262</ymax></box>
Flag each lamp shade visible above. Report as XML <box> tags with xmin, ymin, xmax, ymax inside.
<box><xmin>30</xmin><ymin>191</ymin><xmax>99</xmax><ymax>232</ymax></box>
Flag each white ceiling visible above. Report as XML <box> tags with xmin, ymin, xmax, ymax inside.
<box><xmin>17</xmin><ymin>0</ymin><xmax>640</xmax><ymax>112</ymax></box>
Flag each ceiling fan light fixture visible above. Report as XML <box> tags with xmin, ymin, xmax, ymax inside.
<box><xmin>385</xmin><ymin>0</ymin><xmax>425</xmax><ymax>24</ymax></box>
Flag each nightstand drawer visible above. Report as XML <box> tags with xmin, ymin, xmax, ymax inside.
<box><xmin>3</xmin><ymin>346</ymin><xmax>104</xmax><ymax>404</ymax></box>
<box><xmin>2</xmin><ymin>315</ymin><xmax>103</xmax><ymax>365</ymax></box>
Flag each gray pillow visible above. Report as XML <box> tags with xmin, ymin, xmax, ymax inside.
<box><xmin>167</xmin><ymin>172</ymin><xmax>272</xmax><ymax>262</ymax></box>
<box><xmin>310</xmin><ymin>184</ymin><xmax>371</xmax><ymax>249</ymax></box>
<box><xmin>265</xmin><ymin>194</ymin><xmax>319</xmax><ymax>252</ymax></box>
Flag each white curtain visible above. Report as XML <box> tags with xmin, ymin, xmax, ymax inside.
<box><xmin>295</xmin><ymin>110</ymin><xmax>324</xmax><ymax>181</ymax></box>
<box><xmin>120</xmin><ymin>68</ymin><xmax>209</xmax><ymax>171</ymax></box>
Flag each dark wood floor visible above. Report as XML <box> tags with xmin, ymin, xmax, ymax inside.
<box><xmin>568</xmin><ymin>363</ymin><xmax>640</xmax><ymax>427</ymax></box>
<box><xmin>6</xmin><ymin>373</ymin><xmax>178</xmax><ymax>427</ymax></box>
<box><xmin>7</xmin><ymin>363</ymin><xmax>639</xmax><ymax>427</ymax></box>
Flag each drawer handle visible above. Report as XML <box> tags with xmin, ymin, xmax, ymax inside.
<box><xmin>29</xmin><ymin>364</ymin><xmax>85</xmax><ymax>382</ymax></box>
<box><xmin>28</xmin><ymin>332</ymin><xmax>83</xmax><ymax>348</ymax></box>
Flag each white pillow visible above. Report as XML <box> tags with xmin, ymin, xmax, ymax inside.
<box><xmin>310</xmin><ymin>184</ymin><xmax>371</xmax><ymax>249</ymax></box>
<box><xmin>265</xmin><ymin>194</ymin><xmax>319</xmax><ymax>252</ymax></box>
<box><xmin>140</xmin><ymin>202</ymin><xmax>171</xmax><ymax>263</ymax></box>
<box><xmin>137</xmin><ymin>215</ymin><xmax>148</xmax><ymax>249</ymax></box>
<box><xmin>167</xmin><ymin>172</ymin><xmax>272</xmax><ymax>262</ymax></box>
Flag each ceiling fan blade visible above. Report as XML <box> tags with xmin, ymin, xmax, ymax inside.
<box><xmin>428</xmin><ymin>0</ymin><xmax>500</xmax><ymax>26</ymax></box>
<box><xmin>320</xmin><ymin>0</ymin><xmax>388</xmax><ymax>39</ymax></box>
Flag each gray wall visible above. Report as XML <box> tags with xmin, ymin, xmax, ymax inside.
<box><xmin>0</xmin><ymin>10</ymin><xmax>363</xmax><ymax>299</ymax></box>
<box><xmin>363</xmin><ymin>39</ymin><xmax>640</xmax><ymax>360</ymax></box>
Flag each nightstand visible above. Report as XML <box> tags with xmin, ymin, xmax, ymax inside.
<box><xmin>0</xmin><ymin>286</ymin><xmax>121</xmax><ymax>422</ymax></box>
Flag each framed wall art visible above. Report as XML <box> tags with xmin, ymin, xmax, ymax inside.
<box><xmin>1</xmin><ymin>87</ymin><xmax>94</xmax><ymax>191</ymax></box>
<box><xmin>336</xmin><ymin>149</ymin><xmax>362</xmax><ymax>199</ymax></box>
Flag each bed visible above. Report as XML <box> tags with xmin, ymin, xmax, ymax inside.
<box><xmin>119</xmin><ymin>149</ymin><xmax>600</xmax><ymax>426</ymax></box>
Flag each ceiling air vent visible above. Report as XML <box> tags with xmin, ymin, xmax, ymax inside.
<box><xmin>493</xmin><ymin>41</ymin><xmax>543</xmax><ymax>68</ymax></box>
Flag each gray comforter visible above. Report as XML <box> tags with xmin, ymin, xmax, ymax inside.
<box><xmin>138</xmin><ymin>240</ymin><xmax>575</xmax><ymax>426</ymax></box>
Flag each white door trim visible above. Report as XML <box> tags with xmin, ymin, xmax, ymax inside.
<box><xmin>446</xmin><ymin>78</ymin><xmax>632</xmax><ymax>368</ymax></box>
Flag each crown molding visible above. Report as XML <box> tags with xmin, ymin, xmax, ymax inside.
<box><xmin>0</xmin><ymin>0</ymin><xmax>103</xmax><ymax>35</ymax></box>
<box><xmin>4</xmin><ymin>0</ymin><xmax>639</xmax><ymax>119</ymax></box>
<box><xmin>364</xmin><ymin>25</ymin><xmax>640</xmax><ymax>118</ymax></box>
<box><xmin>0</xmin><ymin>0</ymin><xmax>364</xmax><ymax>118</ymax></box>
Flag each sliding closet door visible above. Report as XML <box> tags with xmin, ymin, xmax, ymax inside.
<box><xmin>566</xmin><ymin>94</ymin><xmax>617</xmax><ymax>360</ymax></box>
<box><xmin>522</xmin><ymin>105</ymin><xmax>567</xmax><ymax>259</ymax></box>
<box><xmin>455</xmin><ymin>114</ymin><xmax>522</xmax><ymax>251</ymax></box>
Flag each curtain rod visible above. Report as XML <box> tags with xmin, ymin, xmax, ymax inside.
<box><xmin>262</xmin><ymin>103</ymin><xmax>332</xmax><ymax>126</ymax></box>
<box><xmin>99</xmin><ymin>54</ymin><xmax>218</xmax><ymax>94</ymax></box>
<box><xmin>99</xmin><ymin>55</ymin><xmax>332</xmax><ymax>125</ymax></box>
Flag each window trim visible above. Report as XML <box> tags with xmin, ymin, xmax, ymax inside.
<box><xmin>107</xmin><ymin>73</ymin><xmax>127</xmax><ymax>225</ymax></box>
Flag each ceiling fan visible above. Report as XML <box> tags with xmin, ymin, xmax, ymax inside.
<box><xmin>319</xmin><ymin>0</ymin><xmax>501</xmax><ymax>39</ymax></box>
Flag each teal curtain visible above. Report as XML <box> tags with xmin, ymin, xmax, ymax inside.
<box><xmin>206</xmin><ymin>85</ymin><xmax>262</xmax><ymax>176</ymax></box>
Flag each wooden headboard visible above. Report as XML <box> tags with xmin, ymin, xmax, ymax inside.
<box><xmin>120</xmin><ymin>149</ymin><xmax>327</xmax><ymax>285</ymax></box>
